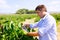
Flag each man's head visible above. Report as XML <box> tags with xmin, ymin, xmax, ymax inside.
<box><xmin>35</xmin><ymin>5</ymin><xmax>47</xmax><ymax>18</ymax></box>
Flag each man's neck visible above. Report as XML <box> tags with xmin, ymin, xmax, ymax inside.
<box><xmin>41</xmin><ymin>12</ymin><xmax>46</xmax><ymax>18</ymax></box>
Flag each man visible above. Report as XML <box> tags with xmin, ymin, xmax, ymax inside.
<box><xmin>23</xmin><ymin>5</ymin><xmax>57</xmax><ymax>40</ymax></box>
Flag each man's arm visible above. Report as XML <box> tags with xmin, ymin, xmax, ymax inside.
<box><xmin>23</xmin><ymin>22</ymin><xmax>38</xmax><ymax>28</ymax></box>
<box><xmin>27</xmin><ymin>32</ymin><xmax>39</xmax><ymax>36</ymax></box>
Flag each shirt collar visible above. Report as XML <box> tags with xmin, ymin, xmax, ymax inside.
<box><xmin>41</xmin><ymin>12</ymin><xmax>49</xmax><ymax>20</ymax></box>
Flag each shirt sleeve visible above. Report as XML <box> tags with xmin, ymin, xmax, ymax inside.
<box><xmin>38</xmin><ymin>19</ymin><xmax>54</xmax><ymax>36</ymax></box>
<box><xmin>30</xmin><ymin>22</ymin><xmax>38</xmax><ymax>29</ymax></box>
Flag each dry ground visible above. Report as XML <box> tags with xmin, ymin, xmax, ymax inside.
<box><xmin>57</xmin><ymin>22</ymin><xmax>60</xmax><ymax>40</ymax></box>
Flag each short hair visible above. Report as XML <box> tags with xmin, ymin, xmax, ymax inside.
<box><xmin>35</xmin><ymin>5</ymin><xmax>47</xmax><ymax>12</ymax></box>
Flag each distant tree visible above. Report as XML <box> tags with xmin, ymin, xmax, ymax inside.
<box><xmin>16</xmin><ymin>9</ymin><xmax>28</xmax><ymax>14</ymax></box>
<box><xmin>27</xmin><ymin>10</ymin><xmax>35</xmax><ymax>14</ymax></box>
<box><xmin>16</xmin><ymin>9</ymin><xmax>36</xmax><ymax>14</ymax></box>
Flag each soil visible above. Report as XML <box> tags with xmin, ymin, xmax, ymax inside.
<box><xmin>57</xmin><ymin>22</ymin><xmax>60</xmax><ymax>40</ymax></box>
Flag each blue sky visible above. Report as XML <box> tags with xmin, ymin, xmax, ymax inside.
<box><xmin>0</xmin><ymin>0</ymin><xmax>60</xmax><ymax>14</ymax></box>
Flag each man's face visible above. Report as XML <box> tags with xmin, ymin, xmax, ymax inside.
<box><xmin>36</xmin><ymin>10</ymin><xmax>43</xmax><ymax>17</ymax></box>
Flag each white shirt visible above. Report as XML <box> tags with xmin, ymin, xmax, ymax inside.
<box><xmin>30</xmin><ymin>13</ymin><xmax>57</xmax><ymax>40</ymax></box>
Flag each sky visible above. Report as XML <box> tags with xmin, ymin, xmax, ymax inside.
<box><xmin>0</xmin><ymin>0</ymin><xmax>60</xmax><ymax>14</ymax></box>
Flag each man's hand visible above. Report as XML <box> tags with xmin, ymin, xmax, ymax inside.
<box><xmin>22</xmin><ymin>23</ymin><xmax>30</xmax><ymax>28</ymax></box>
<box><xmin>27</xmin><ymin>32</ymin><xmax>39</xmax><ymax>36</ymax></box>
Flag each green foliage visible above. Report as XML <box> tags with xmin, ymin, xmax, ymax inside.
<box><xmin>34</xmin><ymin>17</ymin><xmax>40</xmax><ymax>22</ymax></box>
<box><xmin>0</xmin><ymin>14</ymin><xmax>38</xmax><ymax>25</ymax></box>
<box><xmin>51</xmin><ymin>13</ymin><xmax>60</xmax><ymax>21</ymax></box>
<box><xmin>0</xmin><ymin>21</ymin><xmax>37</xmax><ymax>40</ymax></box>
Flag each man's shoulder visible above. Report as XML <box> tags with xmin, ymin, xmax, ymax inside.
<box><xmin>46</xmin><ymin>14</ymin><xmax>56</xmax><ymax>23</ymax></box>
